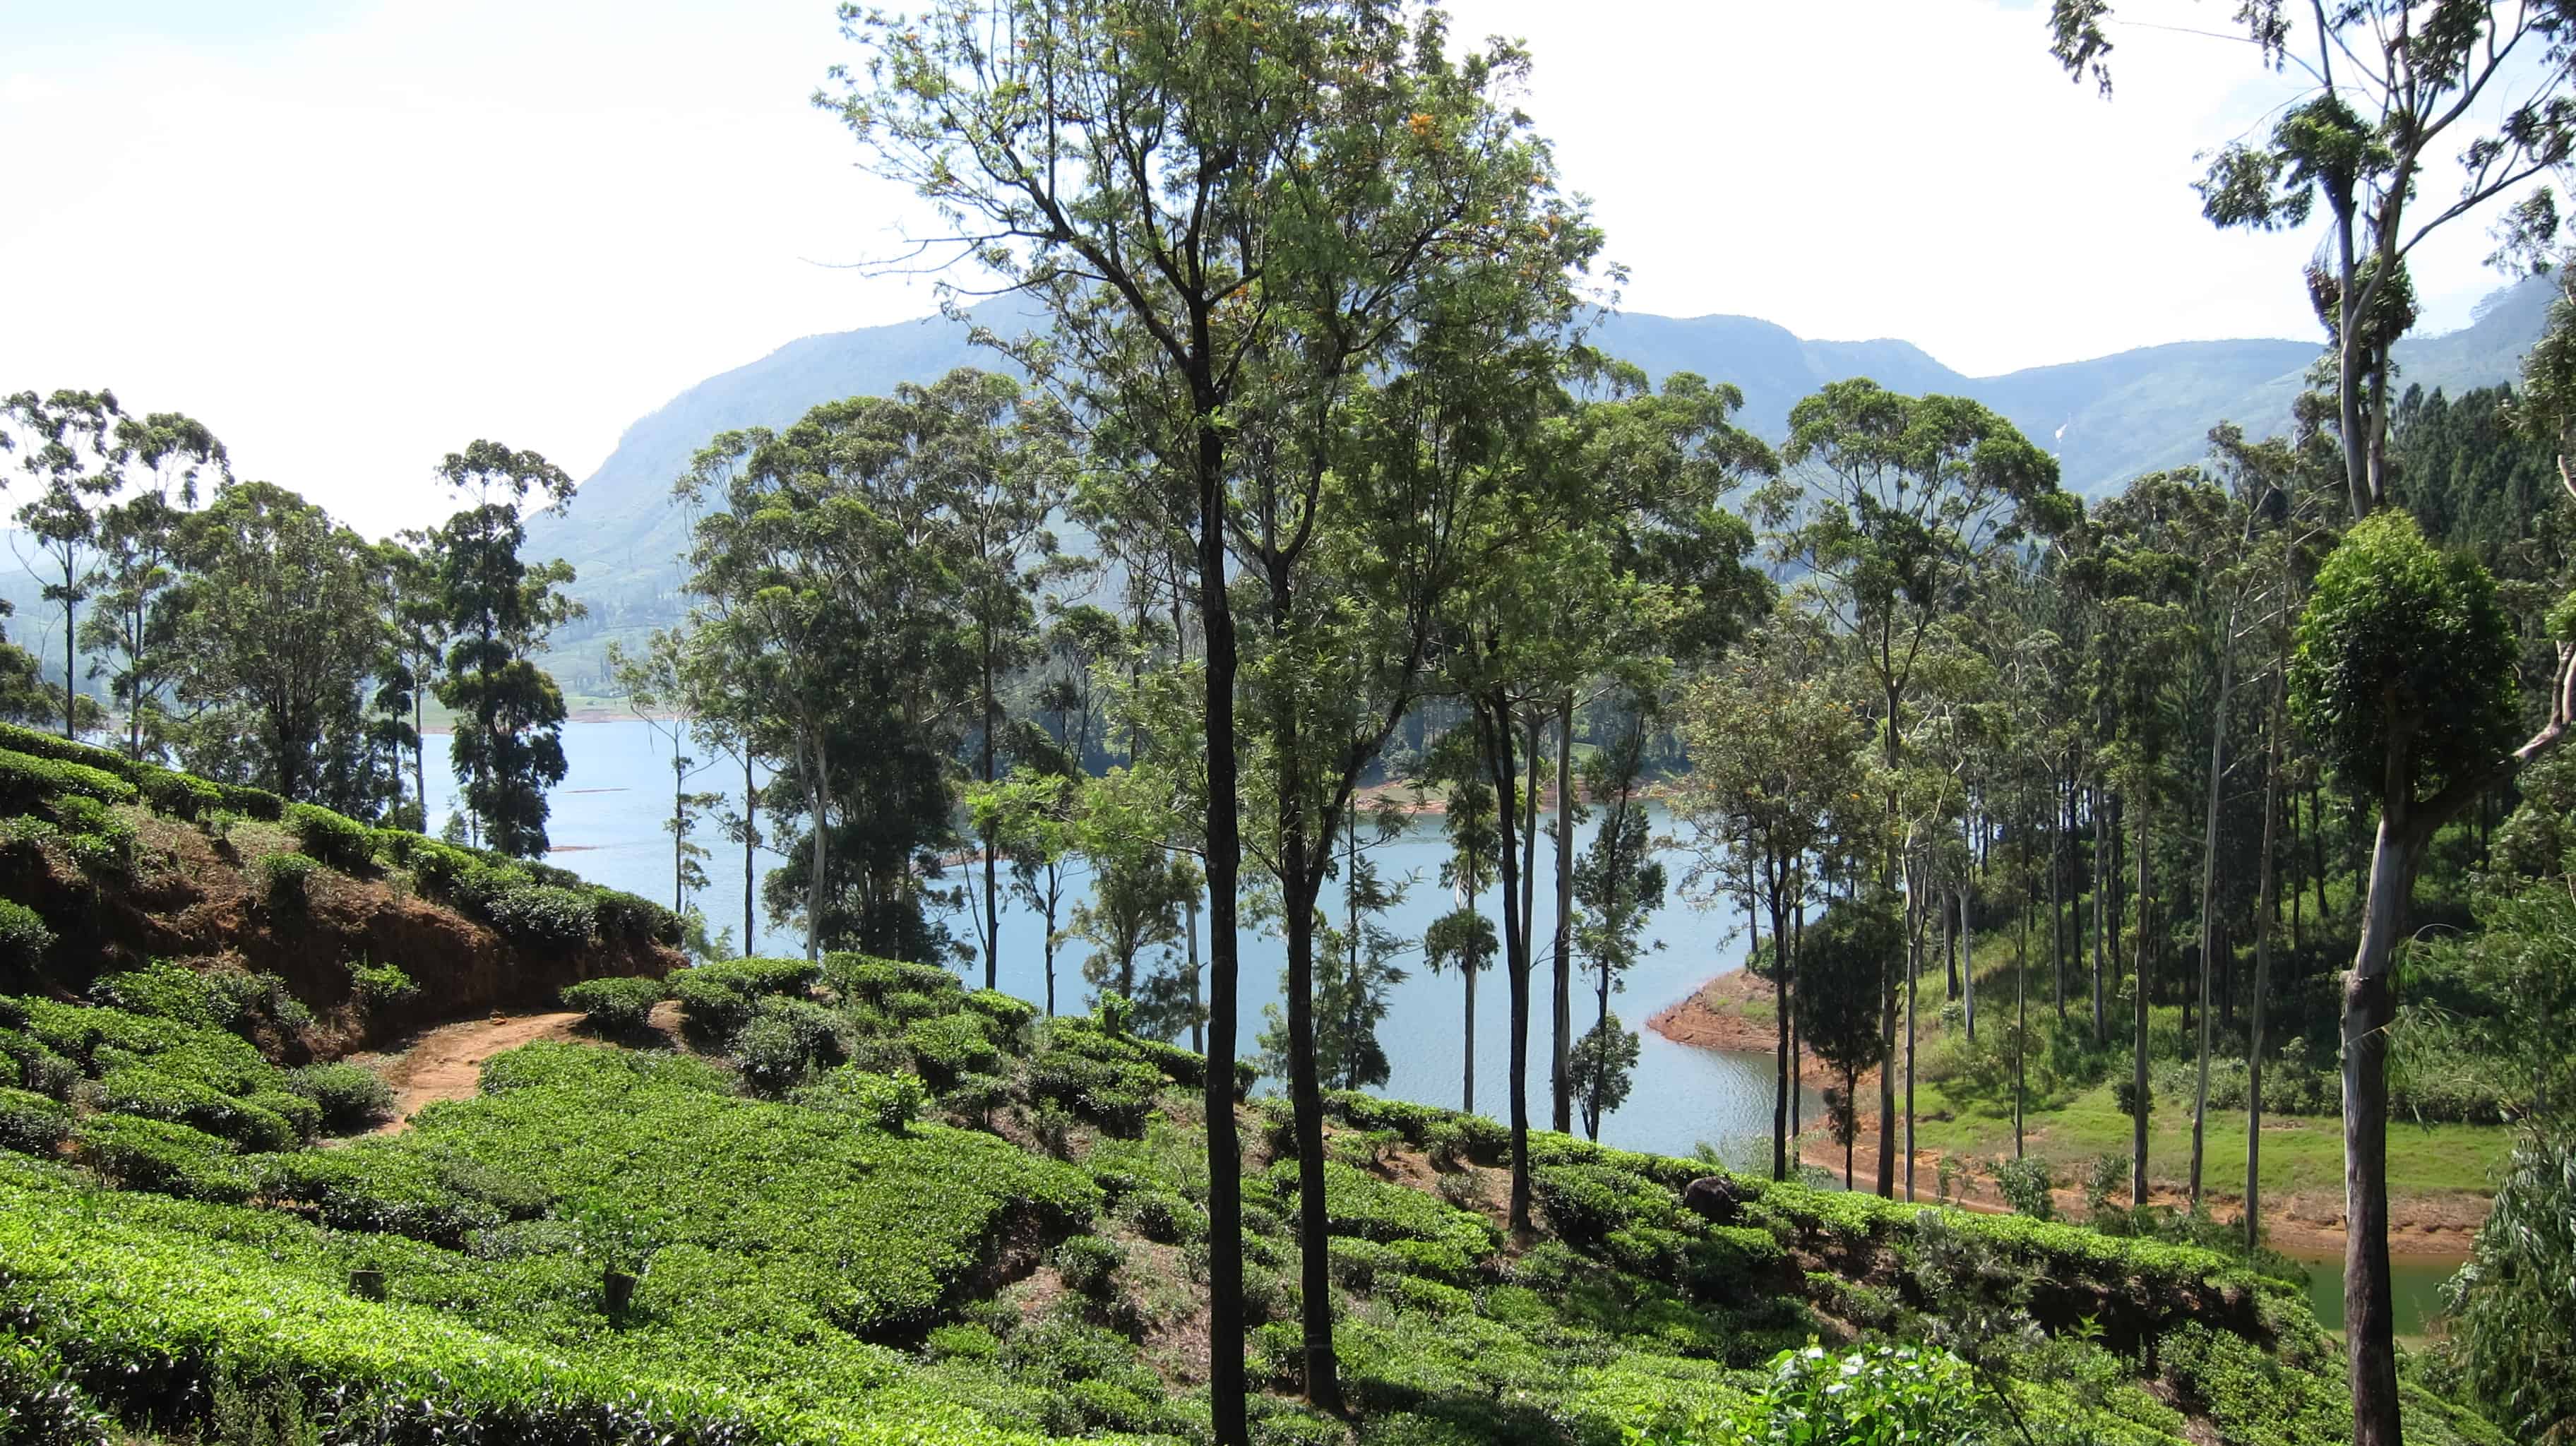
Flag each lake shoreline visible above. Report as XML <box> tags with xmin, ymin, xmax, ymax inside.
<box><xmin>1650</xmin><ymin>969</ymin><xmax>2490</xmax><ymax>1258</ymax></box>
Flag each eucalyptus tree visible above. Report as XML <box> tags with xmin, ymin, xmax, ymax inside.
<box><xmin>2050</xmin><ymin>0</ymin><xmax>2576</xmax><ymax>522</ymax></box>
<box><xmin>430</xmin><ymin>441</ymin><xmax>581</xmax><ymax>858</ymax></box>
<box><xmin>678</xmin><ymin>393</ymin><xmax>972</xmax><ymax>964</ymax></box>
<box><xmin>1569</xmin><ymin>716</ymin><xmax>1661</xmax><ymax>1141</ymax></box>
<box><xmin>1539</xmin><ymin>369</ymin><xmax>1772</xmax><ymax>1131</ymax></box>
<box><xmin>1755</xmin><ymin>381</ymin><xmax>2067</xmax><ymax>1196</ymax></box>
<box><xmin>609</xmin><ymin>629</ymin><xmax>723</xmax><ymax>918</ymax></box>
<box><xmin>908</xmin><ymin>367</ymin><xmax>1074</xmax><ymax>991</ymax></box>
<box><xmin>81</xmin><ymin>411</ymin><xmax>227</xmax><ymax>760</ymax></box>
<box><xmin>5</xmin><ymin>389</ymin><xmax>128</xmax><ymax>738</ymax></box>
<box><xmin>968</xmin><ymin>768</ymin><xmax>1086</xmax><ymax>1016</ymax></box>
<box><xmin>1071</xmin><ymin>762</ymin><xmax>1199</xmax><ymax>1021</ymax></box>
<box><xmin>1675</xmin><ymin>607</ymin><xmax>1875</xmax><ymax>1181</ymax></box>
<box><xmin>170</xmin><ymin>482</ymin><xmax>395</xmax><ymax>810</ymax></box>
<box><xmin>828</xmin><ymin>6</ymin><xmax>1602</xmax><ymax>1421</ymax></box>
<box><xmin>2076</xmin><ymin>470</ymin><xmax>2210</xmax><ymax>1208</ymax></box>
<box><xmin>381</xmin><ymin>530</ymin><xmax>450</xmax><ymax>829</ymax></box>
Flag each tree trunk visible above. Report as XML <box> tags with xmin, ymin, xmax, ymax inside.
<box><xmin>1193</xmin><ymin>415</ymin><xmax>1250</xmax><ymax>1446</ymax></box>
<box><xmin>1766</xmin><ymin>864</ymin><xmax>1789</xmax><ymax>1181</ymax></box>
<box><xmin>1904</xmin><ymin>867</ymin><xmax>1919</xmax><ymax>1202</ymax></box>
<box><xmin>1551</xmin><ymin>694</ymin><xmax>1574</xmax><ymax>1135</ymax></box>
<box><xmin>61</xmin><ymin>590</ymin><xmax>77</xmax><ymax>741</ymax></box>
<box><xmin>2247</xmin><ymin>667</ymin><xmax>2282</xmax><ymax>1253</ymax></box>
<box><xmin>1479</xmin><ymin>693</ymin><xmax>1536</xmax><ymax>1234</ymax></box>
<box><xmin>1790</xmin><ymin>900</ymin><xmax>1805</xmax><ymax>1149</ymax></box>
<box><xmin>2130</xmin><ymin>801</ymin><xmax>2151</xmax><ymax>1209</ymax></box>
<box><xmin>981</xmin><ymin>638</ymin><xmax>1000</xmax><ymax>991</ymax></box>
<box><xmin>2092</xmin><ymin>784</ymin><xmax>2108</xmax><ymax>1042</ymax></box>
<box><xmin>2192</xmin><ymin>626</ymin><xmax>2235</xmax><ymax>1209</ymax></box>
<box><xmin>2341</xmin><ymin>811</ymin><xmax>2414</xmax><ymax>1446</ymax></box>
<box><xmin>1960</xmin><ymin>878</ymin><xmax>1976</xmax><ymax>1044</ymax></box>
<box><xmin>743</xmin><ymin>752</ymin><xmax>757</xmax><ymax>958</ymax></box>
<box><xmin>804</xmin><ymin>735</ymin><xmax>828</xmax><ymax>964</ymax></box>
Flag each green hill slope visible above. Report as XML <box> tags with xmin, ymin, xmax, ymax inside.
<box><xmin>0</xmin><ymin>873</ymin><xmax>2516</xmax><ymax>1445</ymax></box>
<box><xmin>516</xmin><ymin>279</ymin><xmax>2555</xmax><ymax>689</ymax></box>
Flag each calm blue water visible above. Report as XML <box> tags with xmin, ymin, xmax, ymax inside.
<box><xmin>424</xmin><ymin>718</ymin><xmax>1810</xmax><ymax>1159</ymax></box>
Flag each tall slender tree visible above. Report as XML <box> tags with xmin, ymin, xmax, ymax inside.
<box><xmin>431</xmin><ymin>441</ymin><xmax>581</xmax><ymax>859</ymax></box>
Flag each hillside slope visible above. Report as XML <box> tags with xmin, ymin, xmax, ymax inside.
<box><xmin>0</xmin><ymin>935</ymin><xmax>2518</xmax><ymax>1445</ymax></box>
<box><xmin>514</xmin><ymin>279</ymin><xmax>2555</xmax><ymax>689</ymax></box>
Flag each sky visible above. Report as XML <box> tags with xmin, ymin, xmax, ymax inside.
<box><xmin>0</xmin><ymin>0</ymin><xmax>2541</xmax><ymax>539</ymax></box>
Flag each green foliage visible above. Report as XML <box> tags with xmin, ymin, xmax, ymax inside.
<box><xmin>2433</xmin><ymin>1128</ymin><xmax>2576</xmax><ymax>1442</ymax></box>
<box><xmin>1630</xmin><ymin>1344</ymin><xmax>1992</xmax><ymax>1446</ymax></box>
<box><xmin>259</xmin><ymin>852</ymin><xmax>319</xmax><ymax>909</ymax></box>
<box><xmin>907</xmin><ymin>1011</ymin><xmax>1003</xmax><ymax>1087</ymax></box>
<box><xmin>1995</xmin><ymin>1154</ymin><xmax>2058</xmax><ymax>1220</ymax></box>
<box><xmin>1050</xmin><ymin>1233</ymin><xmax>1123</xmax><ymax>1298</ymax></box>
<box><xmin>347</xmin><ymin>961</ymin><xmax>419</xmax><ymax>1010</ymax></box>
<box><xmin>0</xmin><ymin>1334</ymin><xmax>112</xmax><ymax>1446</ymax></box>
<box><xmin>283</xmin><ymin>1062</ymin><xmax>395</xmax><ymax>1135</ymax></box>
<box><xmin>789</xmin><ymin>1065</ymin><xmax>928</xmax><ymax>1135</ymax></box>
<box><xmin>90</xmin><ymin>959</ymin><xmax>309</xmax><ymax>1038</ymax></box>
<box><xmin>0</xmin><ymin>902</ymin><xmax>52</xmax><ymax>975</ymax></box>
<box><xmin>482</xmin><ymin>883</ymin><xmax>597</xmax><ymax>948</ymax></box>
<box><xmin>0</xmin><ymin>1087</ymin><xmax>69</xmax><ymax>1157</ymax></box>
<box><xmin>2291</xmin><ymin>511</ymin><xmax>2520</xmax><ymax>800</ymax></box>
<box><xmin>732</xmin><ymin>994</ymin><xmax>849</xmax><ymax>1094</ymax></box>
<box><xmin>561</xmin><ymin>975</ymin><xmax>667</xmax><ymax>1036</ymax></box>
<box><xmin>284</xmin><ymin>801</ymin><xmax>376</xmax><ymax>872</ymax></box>
<box><xmin>95</xmin><ymin>1066</ymin><xmax>298</xmax><ymax>1152</ymax></box>
<box><xmin>72</xmin><ymin>1113</ymin><xmax>254</xmax><ymax>1202</ymax></box>
<box><xmin>0</xmin><ymin>748</ymin><xmax>138</xmax><ymax>812</ymax></box>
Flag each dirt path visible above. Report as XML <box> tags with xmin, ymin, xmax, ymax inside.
<box><xmin>364</xmin><ymin>1012</ymin><xmax>583</xmax><ymax>1133</ymax></box>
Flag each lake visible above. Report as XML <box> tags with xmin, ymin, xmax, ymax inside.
<box><xmin>422</xmin><ymin>718</ymin><xmax>1811</xmax><ymax>1161</ymax></box>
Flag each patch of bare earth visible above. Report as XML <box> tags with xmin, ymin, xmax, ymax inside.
<box><xmin>357</xmin><ymin>1011</ymin><xmax>585</xmax><ymax>1132</ymax></box>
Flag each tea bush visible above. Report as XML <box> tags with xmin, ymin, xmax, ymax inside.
<box><xmin>0</xmin><ymin>1087</ymin><xmax>69</xmax><ymax>1156</ymax></box>
<box><xmin>259</xmin><ymin>851</ymin><xmax>319</xmax><ymax>909</ymax></box>
<box><xmin>285</xmin><ymin>801</ymin><xmax>376</xmax><ymax>872</ymax></box>
<box><xmin>71</xmin><ymin>1113</ymin><xmax>254</xmax><ymax>1202</ymax></box>
<box><xmin>483</xmin><ymin>883</ymin><xmax>598</xmax><ymax>948</ymax></box>
<box><xmin>349</xmin><ymin>960</ymin><xmax>420</xmax><ymax>1009</ymax></box>
<box><xmin>907</xmin><ymin>1010</ymin><xmax>1003</xmax><ymax>1086</ymax></box>
<box><xmin>562</xmin><ymin>976</ymin><xmax>667</xmax><ymax>1036</ymax></box>
<box><xmin>0</xmin><ymin>901</ymin><xmax>51</xmax><ymax>975</ymax></box>
<box><xmin>285</xmin><ymin>1061</ymin><xmax>395</xmax><ymax>1134</ymax></box>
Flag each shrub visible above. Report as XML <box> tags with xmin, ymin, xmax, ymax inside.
<box><xmin>1119</xmin><ymin>1188</ymin><xmax>1204</xmax><ymax>1245</ymax></box>
<box><xmin>938</xmin><ymin>1070</ymin><xmax>1013</xmax><ymax>1128</ymax></box>
<box><xmin>1532</xmin><ymin>1162</ymin><xmax>1678</xmax><ymax>1248</ymax></box>
<box><xmin>961</xmin><ymin>987</ymin><xmax>1039</xmax><ymax>1039</ymax></box>
<box><xmin>483</xmin><ymin>884</ymin><xmax>597</xmax><ymax>949</ymax></box>
<box><xmin>0</xmin><ymin>901</ymin><xmax>52</xmax><ymax>974</ymax></box>
<box><xmin>248</xmin><ymin>1087</ymin><xmax>323</xmax><ymax>1142</ymax></box>
<box><xmin>0</xmin><ymin>1335</ymin><xmax>112</xmax><ymax>1446</ymax></box>
<box><xmin>906</xmin><ymin>1010</ymin><xmax>1003</xmax><ymax>1086</ymax></box>
<box><xmin>561</xmin><ymin>976</ymin><xmax>666</xmax><ymax>1035</ymax></box>
<box><xmin>283</xmin><ymin>802</ymin><xmax>376</xmax><ymax>871</ymax></box>
<box><xmin>213</xmin><ymin>782</ymin><xmax>285</xmax><ymax>820</ymax></box>
<box><xmin>1436</xmin><ymin>1170</ymin><xmax>1489</xmax><ymax>1212</ymax></box>
<box><xmin>1029</xmin><ymin>1051</ymin><xmax>1162</xmax><ymax>1137</ymax></box>
<box><xmin>72</xmin><ymin>1113</ymin><xmax>254</xmax><ymax>1202</ymax></box>
<box><xmin>348</xmin><ymin>961</ymin><xmax>419</xmax><ymax>1010</ymax></box>
<box><xmin>0</xmin><ymin>748</ymin><xmax>136</xmax><ymax>810</ymax></box>
<box><xmin>285</xmin><ymin>1062</ymin><xmax>396</xmax><ymax>1134</ymax></box>
<box><xmin>259</xmin><ymin>852</ymin><xmax>319</xmax><ymax>909</ymax></box>
<box><xmin>1995</xmin><ymin>1154</ymin><xmax>2057</xmax><ymax>1220</ymax></box>
<box><xmin>0</xmin><ymin>1087</ymin><xmax>70</xmax><ymax>1156</ymax></box>
<box><xmin>91</xmin><ymin>960</ymin><xmax>308</xmax><ymax>1036</ymax></box>
<box><xmin>733</xmin><ymin>995</ymin><xmax>849</xmax><ymax>1094</ymax></box>
<box><xmin>823</xmin><ymin>952</ymin><xmax>958</xmax><ymax>1006</ymax></box>
<box><xmin>591</xmin><ymin>889</ymin><xmax>682</xmax><ymax>946</ymax></box>
<box><xmin>2112</xmin><ymin>1075</ymin><xmax>2153</xmax><ymax>1120</ymax></box>
<box><xmin>0</xmin><ymin>1030</ymin><xmax>76</xmax><ymax>1100</ymax></box>
<box><xmin>95</xmin><ymin>1066</ymin><xmax>299</xmax><ymax>1152</ymax></box>
<box><xmin>1053</xmin><ymin>1234</ymin><xmax>1125</xmax><ymax>1297</ymax></box>
<box><xmin>788</xmin><ymin>1065</ymin><xmax>926</xmax><ymax>1134</ymax></box>
<box><xmin>131</xmin><ymin>764</ymin><xmax>219</xmax><ymax>820</ymax></box>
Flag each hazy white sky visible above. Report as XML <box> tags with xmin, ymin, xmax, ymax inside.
<box><xmin>0</xmin><ymin>0</ymin><xmax>2532</xmax><ymax>539</ymax></box>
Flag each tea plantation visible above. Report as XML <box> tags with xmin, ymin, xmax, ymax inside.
<box><xmin>0</xmin><ymin>729</ymin><xmax>2518</xmax><ymax>1445</ymax></box>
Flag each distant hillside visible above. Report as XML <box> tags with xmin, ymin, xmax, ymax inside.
<box><xmin>8</xmin><ymin>280</ymin><xmax>2555</xmax><ymax>694</ymax></box>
